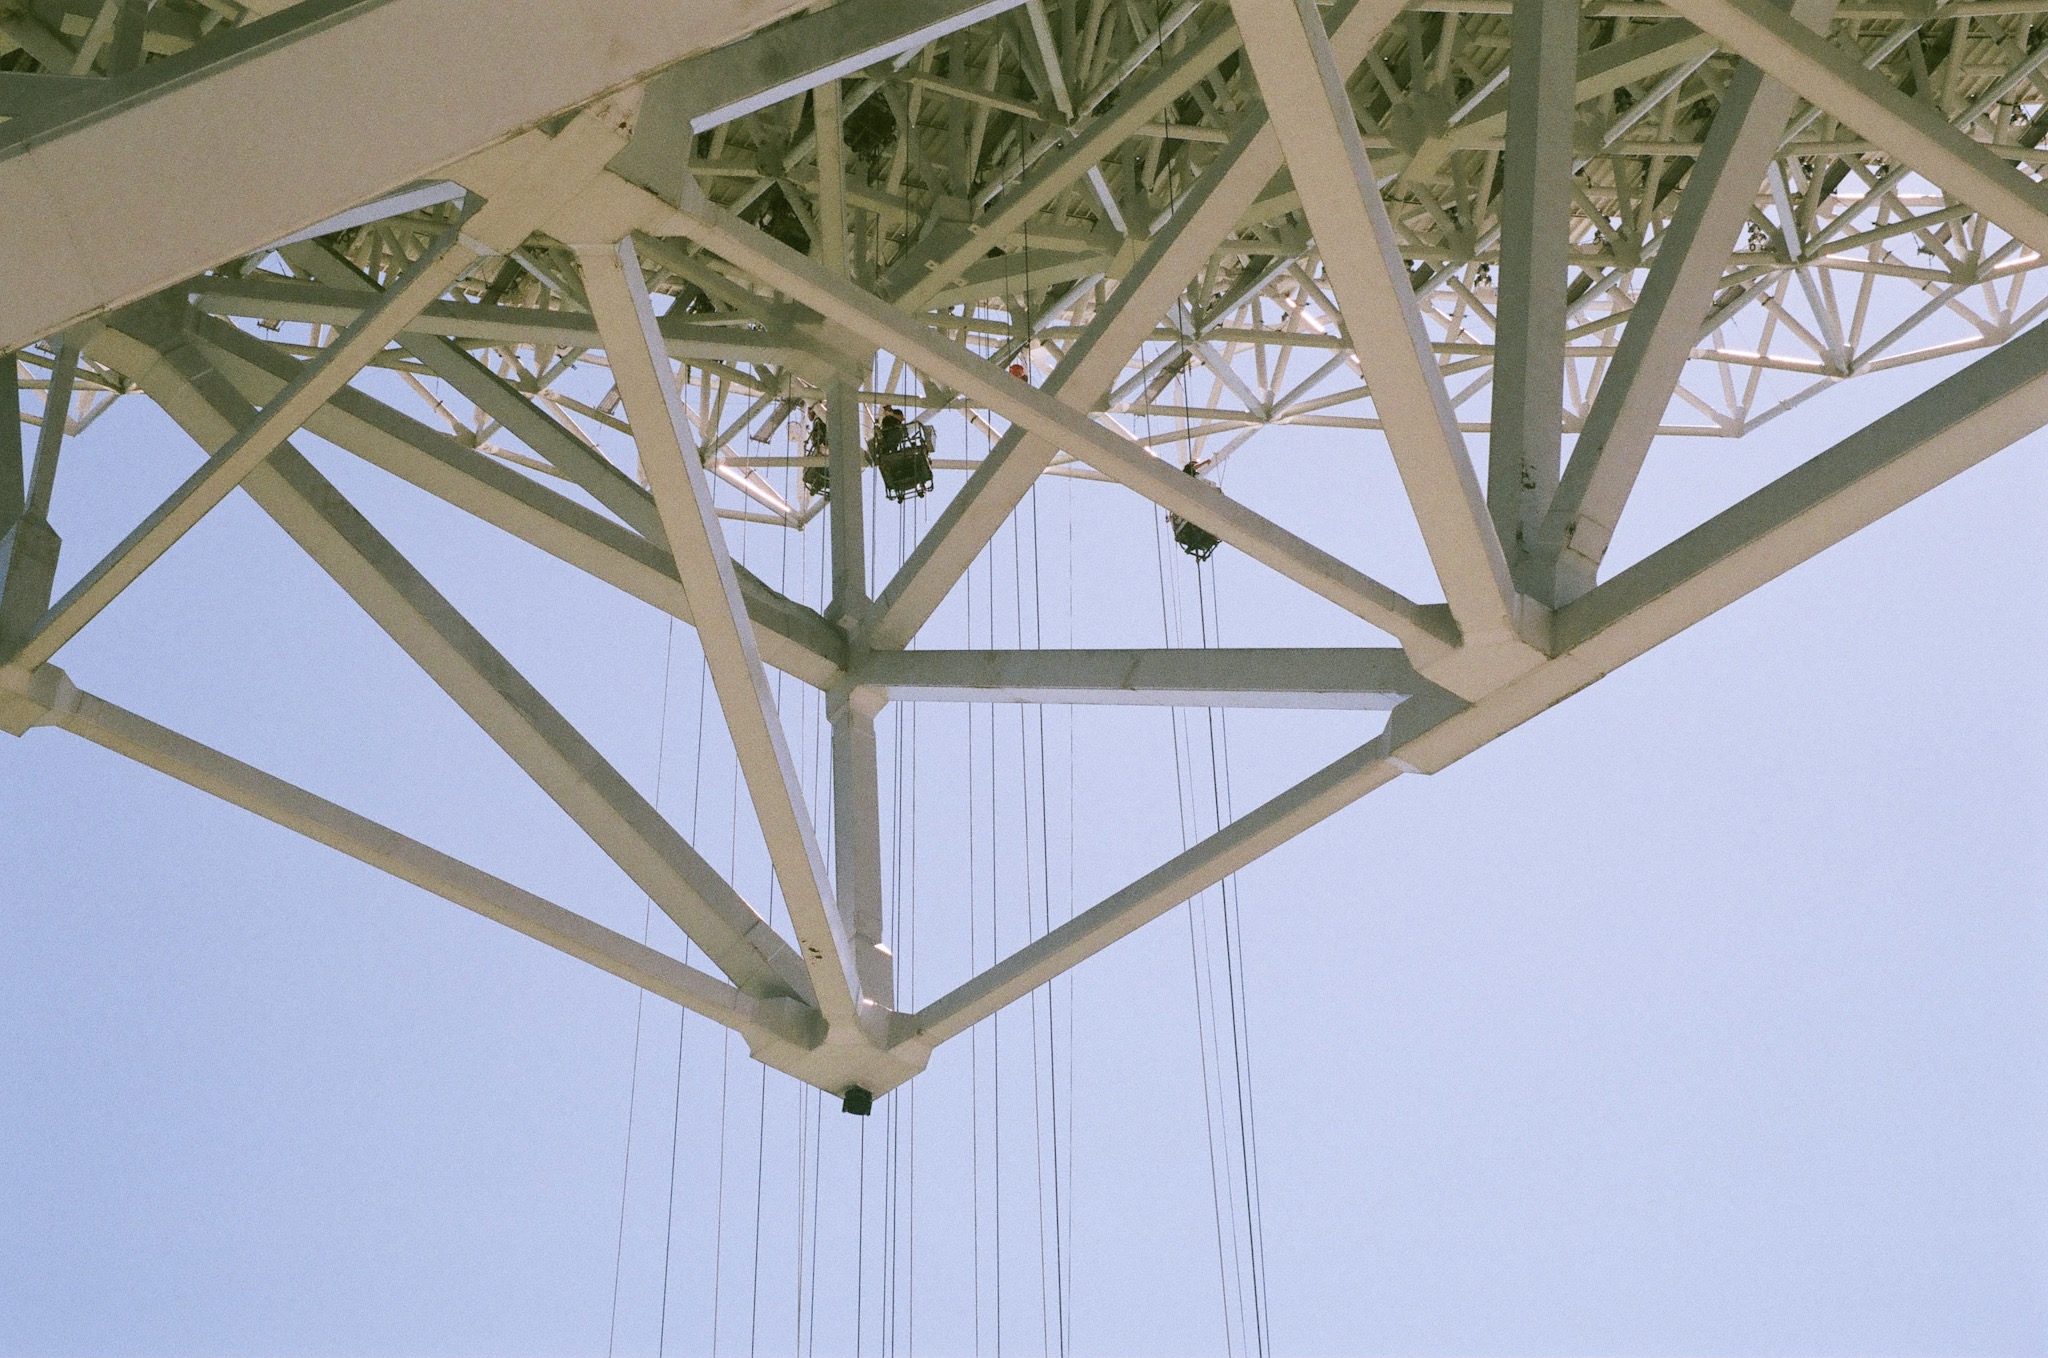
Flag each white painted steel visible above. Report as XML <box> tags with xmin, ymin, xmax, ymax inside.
<box><xmin>853</xmin><ymin>647</ymin><xmax>1421</xmax><ymax>710</ymax></box>
<box><xmin>6</xmin><ymin>0</ymin><xmax>2047</xmax><ymax>1098</ymax></box>
<box><xmin>1231</xmin><ymin>0</ymin><xmax>1523</xmax><ymax>652</ymax></box>
<box><xmin>579</xmin><ymin>236</ymin><xmax>860</xmax><ymax>1029</ymax></box>
<box><xmin>0</xmin><ymin>0</ymin><xmax>811</xmax><ymax>351</ymax></box>
<box><xmin>1487</xmin><ymin>0</ymin><xmax>1577</xmax><ymax>580</ymax></box>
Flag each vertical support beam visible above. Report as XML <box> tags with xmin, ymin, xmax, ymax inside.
<box><xmin>832</xmin><ymin>689</ymin><xmax>891</xmax><ymax>1006</ymax></box>
<box><xmin>26</xmin><ymin>338</ymin><xmax>77</xmax><ymax>520</ymax></box>
<box><xmin>827</xmin><ymin>378</ymin><xmax>865</xmax><ymax>624</ymax></box>
<box><xmin>1536</xmin><ymin>0</ymin><xmax>1836</xmax><ymax>604</ymax></box>
<box><xmin>1488</xmin><ymin>0</ymin><xmax>1578</xmax><ymax>586</ymax></box>
<box><xmin>579</xmin><ymin>235</ymin><xmax>863</xmax><ymax>1029</ymax></box>
<box><xmin>814</xmin><ymin>78</ymin><xmax>850</xmax><ymax>278</ymax></box>
<box><xmin>1</xmin><ymin>340</ymin><xmax>72</xmax><ymax>648</ymax></box>
<box><xmin>820</xmin><ymin>369</ymin><xmax>888</xmax><ymax>1004</ymax></box>
<box><xmin>0</xmin><ymin>352</ymin><xmax>24</xmax><ymax>526</ymax></box>
<box><xmin>0</xmin><ymin>513</ymin><xmax>60</xmax><ymax>651</ymax></box>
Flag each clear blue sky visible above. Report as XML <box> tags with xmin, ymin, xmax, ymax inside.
<box><xmin>2</xmin><ymin>346</ymin><xmax>2043</xmax><ymax>1356</ymax></box>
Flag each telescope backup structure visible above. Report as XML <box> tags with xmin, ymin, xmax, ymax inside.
<box><xmin>4</xmin><ymin>0</ymin><xmax>2048</xmax><ymax>1102</ymax></box>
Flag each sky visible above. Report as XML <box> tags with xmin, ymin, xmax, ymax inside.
<box><xmin>1</xmin><ymin>335</ymin><xmax>2044</xmax><ymax>1357</ymax></box>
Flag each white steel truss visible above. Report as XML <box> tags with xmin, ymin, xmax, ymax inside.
<box><xmin>5</xmin><ymin>0</ymin><xmax>2047</xmax><ymax>1102</ymax></box>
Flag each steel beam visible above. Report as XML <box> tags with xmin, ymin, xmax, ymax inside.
<box><xmin>0</xmin><ymin>12</ymin><xmax>75</xmax><ymax>74</ymax></box>
<box><xmin>1416</xmin><ymin>20</ymin><xmax>1718</xmax><ymax>175</ymax></box>
<box><xmin>1487</xmin><ymin>0</ymin><xmax>1578</xmax><ymax>580</ymax></box>
<box><xmin>822</xmin><ymin>374</ymin><xmax>886</xmax><ymax>998</ymax></box>
<box><xmin>851</xmin><ymin>0</ymin><xmax>1419</xmax><ymax>651</ymax></box>
<box><xmin>827</xmin><ymin>377</ymin><xmax>866</xmax><ymax>623</ymax></box>
<box><xmin>579</xmin><ymin>236</ymin><xmax>860</xmax><ymax>1028</ymax></box>
<box><xmin>6</xmin><ymin>97</ymin><xmax>650</xmax><ymax>674</ymax></box>
<box><xmin>613</xmin><ymin>0</ymin><xmax>1029</xmax><ymax>203</ymax></box>
<box><xmin>267</xmin><ymin>180</ymin><xmax>469</xmax><ymax>251</ymax></box>
<box><xmin>0</xmin><ymin>348</ymin><xmax>21</xmax><ymax>524</ymax></box>
<box><xmin>813</xmin><ymin>75</ymin><xmax>850</xmax><ymax>279</ymax></box>
<box><xmin>852</xmin><ymin>647</ymin><xmax>1422</xmax><ymax>710</ymax></box>
<box><xmin>0</xmin><ymin>0</ymin><xmax>813</xmax><ymax>350</ymax></box>
<box><xmin>831</xmin><ymin>691</ymin><xmax>892</xmax><ymax>1006</ymax></box>
<box><xmin>0</xmin><ymin>512</ymin><xmax>59</xmax><ymax>652</ymax></box>
<box><xmin>258</xmin><ymin>452</ymin><xmax>815</xmax><ymax>1002</ymax></box>
<box><xmin>186</xmin><ymin>277</ymin><xmax>821</xmax><ymax>371</ymax></box>
<box><xmin>1384</xmin><ymin>314</ymin><xmax>2048</xmax><ymax>786</ymax></box>
<box><xmin>891</xmin><ymin>17</ymin><xmax>1244</xmax><ymax>309</ymax></box>
<box><xmin>24</xmin><ymin>339</ymin><xmax>77</xmax><ymax>521</ymax></box>
<box><xmin>1553</xmin><ymin>314</ymin><xmax>2048</xmax><ymax>666</ymax></box>
<box><xmin>10</xmin><ymin>0</ymin><xmax>2045</xmax><ymax>1102</ymax></box>
<box><xmin>280</xmin><ymin>243</ymin><xmax>671</xmax><ymax>548</ymax></box>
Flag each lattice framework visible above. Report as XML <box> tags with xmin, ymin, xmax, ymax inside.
<box><xmin>4</xmin><ymin>0</ymin><xmax>2047</xmax><ymax>1098</ymax></box>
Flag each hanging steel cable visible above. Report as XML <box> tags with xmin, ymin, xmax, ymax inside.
<box><xmin>393</xmin><ymin>117</ymin><xmax>1316</xmax><ymax>1355</ymax></box>
<box><xmin>801</xmin><ymin>1085</ymin><xmax>825</xmax><ymax>1358</ymax></box>
<box><xmin>1194</xmin><ymin>566</ymin><xmax>1273</xmax><ymax>1358</ymax></box>
<box><xmin>1024</xmin><ymin>481</ymin><xmax>1071</xmax><ymax>1358</ymax></box>
<box><xmin>607</xmin><ymin>618</ymin><xmax>683</xmax><ymax>1358</ymax></box>
<box><xmin>657</xmin><ymin>648</ymin><xmax>712</xmax><ymax>1357</ymax></box>
<box><xmin>855</xmin><ymin>1115</ymin><xmax>869</xmax><ymax>1357</ymax></box>
<box><xmin>580</xmin><ymin>374</ymin><xmax>1258</xmax><ymax>1356</ymax></box>
<box><xmin>1059</xmin><ymin>472</ymin><xmax>1081</xmax><ymax>1358</ymax></box>
<box><xmin>881</xmin><ymin>484</ymin><xmax>927</xmax><ymax>1358</ymax></box>
<box><xmin>986</xmin><ymin>526</ymin><xmax>1005</xmax><ymax>1358</ymax></box>
<box><xmin>966</xmin><ymin>522</ymin><xmax>985</xmax><ymax>1358</ymax></box>
<box><xmin>746</xmin><ymin>501</ymin><xmax>800</xmax><ymax>1358</ymax></box>
<box><xmin>1163</xmin><ymin>322</ymin><xmax>1251</xmax><ymax>1357</ymax></box>
<box><xmin>708</xmin><ymin>516</ymin><xmax>753</xmax><ymax>1358</ymax></box>
<box><xmin>1152</xmin><ymin>512</ymin><xmax>1244</xmax><ymax>1356</ymax></box>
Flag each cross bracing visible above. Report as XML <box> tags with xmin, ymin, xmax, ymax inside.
<box><xmin>4</xmin><ymin>0</ymin><xmax>2047</xmax><ymax>1100</ymax></box>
